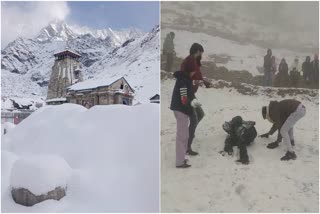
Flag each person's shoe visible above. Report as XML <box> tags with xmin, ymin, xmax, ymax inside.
<box><xmin>176</xmin><ymin>163</ymin><xmax>191</xmax><ymax>168</ymax></box>
<box><xmin>280</xmin><ymin>151</ymin><xmax>297</xmax><ymax>161</ymax></box>
<box><xmin>291</xmin><ymin>140</ymin><xmax>295</xmax><ymax>146</ymax></box>
<box><xmin>236</xmin><ymin>159</ymin><xmax>249</xmax><ymax>165</ymax></box>
<box><xmin>184</xmin><ymin>159</ymin><xmax>189</xmax><ymax>164</ymax></box>
<box><xmin>267</xmin><ymin>141</ymin><xmax>279</xmax><ymax>149</ymax></box>
<box><xmin>186</xmin><ymin>149</ymin><xmax>199</xmax><ymax>156</ymax></box>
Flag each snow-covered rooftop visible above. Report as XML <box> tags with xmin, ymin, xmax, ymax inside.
<box><xmin>68</xmin><ymin>76</ymin><xmax>125</xmax><ymax>91</ymax></box>
<box><xmin>46</xmin><ymin>97</ymin><xmax>67</xmax><ymax>103</ymax></box>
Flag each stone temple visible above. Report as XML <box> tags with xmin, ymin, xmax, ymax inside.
<box><xmin>46</xmin><ymin>48</ymin><xmax>83</xmax><ymax>105</ymax></box>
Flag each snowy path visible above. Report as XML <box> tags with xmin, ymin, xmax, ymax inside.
<box><xmin>161</xmin><ymin>80</ymin><xmax>319</xmax><ymax>212</ymax></box>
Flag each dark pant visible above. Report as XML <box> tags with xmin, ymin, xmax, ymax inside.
<box><xmin>224</xmin><ymin>126</ymin><xmax>257</xmax><ymax>161</ymax></box>
<box><xmin>188</xmin><ymin>106</ymin><xmax>205</xmax><ymax>150</ymax></box>
<box><xmin>166</xmin><ymin>53</ymin><xmax>174</xmax><ymax>72</ymax></box>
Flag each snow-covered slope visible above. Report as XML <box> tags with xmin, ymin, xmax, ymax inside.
<box><xmin>1</xmin><ymin>20</ymin><xmax>158</xmax><ymax>104</ymax></box>
<box><xmin>161</xmin><ymin>2</ymin><xmax>318</xmax><ymax>53</ymax></box>
<box><xmin>2</xmin><ymin>103</ymin><xmax>159</xmax><ymax>212</ymax></box>
<box><xmin>161</xmin><ymin>79</ymin><xmax>318</xmax><ymax>212</ymax></box>
<box><xmin>88</xmin><ymin>25</ymin><xmax>160</xmax><ymax>103</ymax></box>
<box><xmin>162</xmin><ymin>28</ymin><xmax>311</xmax><ymax>76</ymax></box>
<box><xmin>161</xmin><ymin>2</ymin><xmax>318</xmax><ymax>76</ymax></box>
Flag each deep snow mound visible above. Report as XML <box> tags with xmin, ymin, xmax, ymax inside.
<box><xmin>2</xmin><ymin>103</ymin><xmax>160</xmax><ymax>212</ymax></box>
<box><xmin>11</xmin><ymin>155</ymin><xmax>71</xmax><ymax>196</ymax></box>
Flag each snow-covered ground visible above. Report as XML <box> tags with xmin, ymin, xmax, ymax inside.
<box><xmin>2</xmin><ymin>103</ymin><xmax>160</xmax><ymax>212</ymax></box>
<box><xmin>161</xmin><ymin>79</ymin><xmax>319</xmax><ymax>212</ymax></box>
<box><xmin>161</xmin><ymin>28</ymin><xmax>310</xmax><ymax>76</ymax></box>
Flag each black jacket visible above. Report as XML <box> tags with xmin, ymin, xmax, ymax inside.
<box><xmin>170</xmin><ymin>71</ymin><xmax>195</xmax><ymax>116</ymax></box>
<box><xmin>302</xmin><ymin>61</ymin><xmax>312</xmax><ymax>77</ymax></box>
<box><xmin>264</xmin><ymin>54</ymin><xmax>272</xmax><ymax>72</ymax></box>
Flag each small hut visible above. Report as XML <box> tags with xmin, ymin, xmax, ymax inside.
<box><xmin>149</xmin><ymin>94</ymin><xmax>160</xmax><ymax>104</ymax></box>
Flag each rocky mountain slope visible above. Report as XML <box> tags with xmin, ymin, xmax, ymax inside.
<box><xmin>1</xmin><ymin>20</ymin><xmax>159</xmax><ymax>105</ymax></box>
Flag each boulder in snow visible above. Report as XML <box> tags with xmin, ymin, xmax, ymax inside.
<box><xmin>10</xmin><ymin>155</ymin><xmax>71</xmax><ymax>206</ymax></box>
<box><xmin>11</xmin><ymin>186</ymin><xmax>66</xmax><ymax>207</ymax></box>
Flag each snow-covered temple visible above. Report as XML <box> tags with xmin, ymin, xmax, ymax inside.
<box><xmin>46</xmin><ymin>48</ymin><xmax>83</xmax><ymax>105</ymax></box>
<box><xmin>67</xmin><ymin>76</ymin><xmax>135</xmax><ymax>108</ymax></box>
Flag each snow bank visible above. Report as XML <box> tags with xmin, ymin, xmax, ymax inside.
<box><xmin>10</xmin><ymin>155</ymin><xmax>71</xmax><ymax>195</ymax></box>
<box><xmin>2</xmin><ymin>103</ymin><xmax>159</xmax><ymax>212</ymax></box>
<box><xmin>1</xmin><ymin>151</ymin><xmax>19</xmax><ymax>198</ymax></box>
<box><xmin>2</xmin><ymin>122</ymin><xmax>16</xmax><ymax>136</ymax></box>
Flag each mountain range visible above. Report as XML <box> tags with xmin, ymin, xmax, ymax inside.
<box><xmin>1</xmin><ymin>19</ymin><xmax>159</xmax><ymax>106</ymax></box>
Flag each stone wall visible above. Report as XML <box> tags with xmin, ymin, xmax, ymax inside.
<box><xmin>47</xmin><ymin>56</ymin><xmax>83</xmax><ymax>100</ymax></box>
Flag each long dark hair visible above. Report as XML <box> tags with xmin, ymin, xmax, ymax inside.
<box><xmin>189</xmin><ymin>43</ymin><xmax>204</xmax><ymax>55</ymax></box>
<box><xmin>189</xmin><ymin>43</ymin><xmax>204</xmax><ymax>66</ymax></box>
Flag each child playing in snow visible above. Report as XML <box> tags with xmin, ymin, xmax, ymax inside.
<box><xmin>260</xmin><ymin>99</ymin><xmax>306</xmax><ymax>161</ymax></box>
<box><xmin>220</xmin><ymin>116</ymin><xmax>257</xmax><ymax>164</ymax></box>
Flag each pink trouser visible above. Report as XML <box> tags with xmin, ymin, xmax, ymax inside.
<box><xmin>174</xmin><ymin>111</ymin><xmax>189</xmax><ymax>166</ymax></box>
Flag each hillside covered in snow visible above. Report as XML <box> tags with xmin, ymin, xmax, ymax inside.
<box><xmin>161</xmin><ymin>2</ymin><xmax>319</xmax><ymax>76</ymax></box>
<box><xmin>1</xmin><ymin>20</ymin><xmax>159</xmax><ymax>105</ymax></box>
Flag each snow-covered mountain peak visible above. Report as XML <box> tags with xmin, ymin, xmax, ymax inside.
<box><xmin>36</xmin><ymin>19</ymin><xmax>75</xmax><ymax>42</ymax></box>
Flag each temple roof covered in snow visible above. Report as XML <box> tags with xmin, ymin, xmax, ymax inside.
<box><xmin>67</xmin><ymin>76</ymin><xmax>134</xmax><ymax>92</ymax></box>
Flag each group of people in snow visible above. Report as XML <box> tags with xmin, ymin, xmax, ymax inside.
<box><xmin>170</xmin><ymin>43</ymin><xmax>306</xmax><ymax>168</ymax></box>
<box><xmin>263</xmin><ymin>49</ymin><xmax>319</xmax><ymax>88</ymax></box>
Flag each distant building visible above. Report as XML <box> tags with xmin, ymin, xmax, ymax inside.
<box><xmin>46</xmin><ymin>48</ymin><xmax>83</xmax><ymax>105</ymax></box>
<box><xmin>66</xmin><ymin>76</ymin><xmax>135</xmax><ymax>108</ymax></box>
<box><xmin>150</xmin><ymin>94</ymin><xmax>160</xmax><ymax>104</ymax></box>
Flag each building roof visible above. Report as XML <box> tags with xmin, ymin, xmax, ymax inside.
<box><xmin>46</xmin><ymin>97</ymin><xmax>67</xmax><ymax>103</ymax></box>
<box><xmin>54</xmin><ymin>49</ymin><xmax>81</xmax><ymax>58</ymax></box>
<box><xmin>68</xmin><ymin>76</ymin><xmax>134</xmax><ymax>92</ymax></box>
<box><xmin>150</xmin><ymin>94</ymin><xmax>160</xmax><ymax>100</ymax></box>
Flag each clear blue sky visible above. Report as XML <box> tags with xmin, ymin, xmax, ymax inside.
<box><xmin>66</xmin><ymin>1</ymin><xmax>159</xmax><ymax>32</ymax></box>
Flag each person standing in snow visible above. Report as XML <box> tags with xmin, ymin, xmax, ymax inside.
<box><xmin>163</xmin><ymin>32</ymin><xmax>176</xmax><ymax>72</ymax></box>
<box><xmin>263</xmin><ymin>49</ymin><xmax>273</xmax><ymax>86</ymax></box>
<box><xmin>170</xmin><ymin>69</ymin><xmax>199</xmax><ymax>168</ymax></box>
<box><xmin>311</xmin><ymin>53</ymin><xmax>319</xmax><ymax>87</ymax></box>
<box><xmin>302</xmin><ymin>56</ymin><xmax>312</xmax><ymax>82</ymax></box>
<box><xmin>271</xmin><ymin>56</ymin><xmax>277</xmax><ymax>86</ymax></box>
<box><xmin>276</xmin><ymin>58</ymin><xmax>289</xmax><ymax>87</ymax></box>
<box><xmin>260</xmin><ymin>99</ymin><xmax>306</xmax><ymax>161</ymax></box>
<box><xmin>180</xmin><ymin>43</ymin><xmax>209</xmax><ymax>155</ymax></box>
<box><xmin>288</xmin><ymin>57</ymin><xmax>301</xmax><ymax>87</ymax></box>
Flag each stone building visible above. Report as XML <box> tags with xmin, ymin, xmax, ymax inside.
<box><xmin>46</xmin><ymin>48</ymin><xmax>83</xmax><ymax>105</ymax></box>
<box><xmin>66</xmin><ymin>76</ymin><xmax>135</xmax><ymax>108</ymax></box>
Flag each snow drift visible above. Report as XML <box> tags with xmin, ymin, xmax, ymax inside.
<box><xmin>2</xmin><ymin>103</ymin><xmax>160</xmax><ymax>212</ymax></box>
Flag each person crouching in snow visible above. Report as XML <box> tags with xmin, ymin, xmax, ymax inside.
<box><xmin>260</xmin><ymin>99</ymin><xmax>306</xmax><ymax>161</ymax></box>
<box><xmin>220</xmin><ymin>116</ymin><xmax>257</xmax><ymax>164</ymax></box>
<box><xmin>170</xmin><ymin>70</ymin><xmax>200</xmax><ymax>168</ymax></box>
<box><xmin>180</xmin><ymin>43</ymin><xmax>210</xmax><ymax>156</ymax></box>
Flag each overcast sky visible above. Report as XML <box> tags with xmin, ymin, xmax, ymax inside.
<box><xmin>1</xmin><ymin>1</ymin><xmax>159</xmax><ymax>48</ymax></box>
